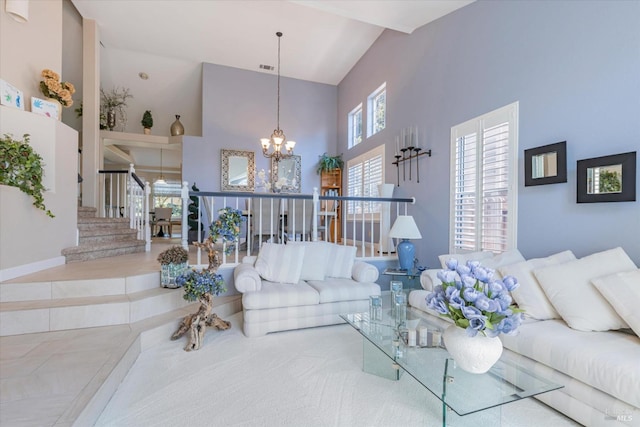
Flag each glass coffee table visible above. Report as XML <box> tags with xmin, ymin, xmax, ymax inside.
<box><xmin>340</xmin><ymin>294</ymin><xmax>562</xmax><ymax>426</ymax></box>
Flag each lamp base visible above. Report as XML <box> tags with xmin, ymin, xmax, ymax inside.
<box><xmin>396</xmin><ymin>239</ymin><xmax>415</xmax><ymax>271</ymax></box>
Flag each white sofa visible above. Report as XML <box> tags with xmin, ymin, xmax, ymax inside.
<box><xmin>233</xmin><ymin>241</ymin><xmax>381</xmax><ymax>337</ymax></box>
<box><xmin>408</xmin><ymin>247</ymin><xmax>640</xmax><ymax>427</ymax></box>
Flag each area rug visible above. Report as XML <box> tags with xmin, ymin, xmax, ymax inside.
<box><xmin>95</xmin><ymin>313</ymin><xmax>579</xmax><ymax>427</ymax></box>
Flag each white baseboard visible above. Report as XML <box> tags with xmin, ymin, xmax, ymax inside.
<box><xmin>0</xmin><ymin>256</ymin><xmax>66</xmax><ymax>282</ymax></box>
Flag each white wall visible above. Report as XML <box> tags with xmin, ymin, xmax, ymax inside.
<box><xmin>0</xmin><ymin>0</ymin><xmax>79</xmax><ymax>279</ymax></box>
<box><xmin>0</xmin><ymin>0</ymin><xmax>62</xmax><ymax>101</ymax></box>
<box><xmin>0</xmin><ymin>109</ymin><xmax>78</xmax><ymax>279</ymax></box>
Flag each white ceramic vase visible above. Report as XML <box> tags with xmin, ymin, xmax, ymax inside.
<box><xmin>443</xmin><ymin>325</ymin><xmax>503</xmax><ymax>374</ymax></box>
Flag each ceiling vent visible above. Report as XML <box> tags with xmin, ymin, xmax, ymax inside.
<box><xmin>259</xmin><ymin>64</ymin><xmax>274</xmax><ymax>71</ymax></box>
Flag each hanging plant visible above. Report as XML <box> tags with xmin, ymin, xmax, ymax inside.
<box><xmin>0</xmin><ymin>134</ymin><xmax>54</xmax><ymax>217</ymax></box>
<box><xmin>316</xmin><ymin>153</ymin><xmax>344</xmax><ymax>174</ymax></box>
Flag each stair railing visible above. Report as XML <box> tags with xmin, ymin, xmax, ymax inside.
<box><xmin>98</xmin><ymin>163</ymin><xmax>151</xmax><ymax>251</ymax></box>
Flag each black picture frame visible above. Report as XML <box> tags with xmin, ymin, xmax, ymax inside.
<box><xmin>524</xmin><ymin>141</ymin><xmax>567</xmax><ymax>186</ymax></box>
<box><xmin>577</xmin><ymin>151</ymin><xmax>636</xmax><ymax>203</ymax></box>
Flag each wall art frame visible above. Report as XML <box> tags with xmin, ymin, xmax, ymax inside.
<box><xmin>524</xmin><ymin>141</ymin><xmax>567</xmax><ymax>186</ymax></box>
<box><xmin>221</xmin><ymin>149</ymin><xmax>255</xmax><ymax>192</ymax></box>
<box><xmin>577</xmin><ymin>151</ymin><xmax>636</xmax><ymax>203</ymax></box>
<box><xmin>271</xmin><ymin>155</ymin><xmax>301</xmax><ymax>193</ymax></box>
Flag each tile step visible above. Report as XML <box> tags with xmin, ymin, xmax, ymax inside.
<box><xmin>0</xmin><ymin>271</ymin><xmax>161</xmax><ymax>303</ymax></box>
<box><xmin>0</xmin><ymin>287</ymin><xmax>208</xmax><ymax>336</ymax></box>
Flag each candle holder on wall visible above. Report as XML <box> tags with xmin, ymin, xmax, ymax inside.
<box><xmin>392</xmin><ymin>126</ymin><xmax>432</xmax><ymax>186</ymax></box>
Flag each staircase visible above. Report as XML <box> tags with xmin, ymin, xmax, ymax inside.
<box><xmin>62</xmin><ymin>206</ymin><xmax>146</xmax><ymax>263</ymax></box>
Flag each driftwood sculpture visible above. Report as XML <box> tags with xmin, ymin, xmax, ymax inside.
<box><xmin>171</xmin><ymin>238</ymin><xmax>231</xmax><ymax>351</ymax></box>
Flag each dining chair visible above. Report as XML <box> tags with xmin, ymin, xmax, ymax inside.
<box><xmin>154</xmin><ymin>207</ymin><xmax>174</xmax><ymax>237</ymax></box>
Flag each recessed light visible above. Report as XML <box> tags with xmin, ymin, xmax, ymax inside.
<box><xmin>138</xmin><ymin>72</ymin><xmax>149</xmax><ymax>80</ymax></box>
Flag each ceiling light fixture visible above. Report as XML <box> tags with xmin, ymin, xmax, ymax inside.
<box><xmin>261</xmin><ymin>32</ymin><xmax>295</xmax><ymax>163</ymax></box>
<box><xmin>155</xmin><ymin>149</ymin><xmax>166</xmax><ymax>185</ymax></box>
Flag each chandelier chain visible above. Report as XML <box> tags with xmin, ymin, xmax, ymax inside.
<box><xmin>276</xmin><ymin>32</ymin><xmax>281</xmax><ymax>132</ymax></box>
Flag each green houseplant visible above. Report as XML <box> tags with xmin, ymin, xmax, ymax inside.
<box><xmin>0</xmin><ymin>134</ymin><xmax>54</xmax><ymax>218</ymax></box>
<box><xmin>157</xmin><ymin>245</ymin><xmax>189</xmax><ymax>288</ymax></box>
<box><xmin>316</xmin><ymin>153</ymin><xmax>344</xmax><ymax>174</ymax></box>
<box><xmin>141</xmin><ymin>110</ymin><xmax>153</xmax><ymax>134</ymax></box>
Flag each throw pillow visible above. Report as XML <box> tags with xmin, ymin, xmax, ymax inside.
<box><xmin>592</xmin><ymin>269</ymin><xmax>640</xmax><ymax>337</ymax></box>
<box><xmin>254</xmin><ymin>243</ymin><xmax>305</xmax><ymax>284</ymax></box>
<box><xmin>286</xmin><ymin>241</ymin><xmax>329</xmax><ymax>281</ymax></box>
<box><xmin>438</xmin><ymin>251</ymin><xmax>493</xmax><ymax>269</ymax></box>
<box><xmin>499</xmin><ymin>250</ymin><xmax>575</xmax><ymax>320</ymax></box>
<box><xmin>481</xmin><ymin>249</ymin><xmax>526</xmax><ymax>279</ymax></box>
<box><xmin>534</xmin><ymin>247</ymin><xmax>636</xmax><ymax>331</ymax></box>
<box><xmin>325</xmin><ymin>244</ymin><xmax>357</xmax><ymax>278</ymax></box>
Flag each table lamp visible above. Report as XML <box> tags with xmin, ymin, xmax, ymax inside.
<box><xmin>389</xmin><ymin>215</ymin><xmax>422</xmax><ymax>271</ymax></box>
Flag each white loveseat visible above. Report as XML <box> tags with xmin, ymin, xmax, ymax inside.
<box><xmin>234</xmin><ymin>241</ymin><xmax>381</xmax><ymax>337</ymax></box>
<box><xmin>408</xmin><ymin>247</ymin><xmax>640</xmax><ymax>427</ymax></box>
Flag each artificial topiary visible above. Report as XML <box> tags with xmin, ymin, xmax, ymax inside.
<box><xmin>141</xmin><ymin>110</ymin><xmax>153</xmax><ymax>129</ymax></box>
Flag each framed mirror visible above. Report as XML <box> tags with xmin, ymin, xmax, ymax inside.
<box><xmin>271</xmin><ymin>155</ymin><xmax>301</xmax><ymax>193</ymax></box>
<box><xmin>524</xmin><ymin>141</ymin><xmax>567</xmax><ymax>186</ymax></box>
<box><xmin>221</xmin><ymin>149</ymin><xmax>255</xmax><ymax>192</ymax></box>
<box><xmin>577</xmin><ymin>151</ymin><xmax>636</xmax><ymax>203</ymax></box>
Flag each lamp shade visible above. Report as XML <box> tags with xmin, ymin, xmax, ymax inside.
<box><xmin>389</xmin><ymin>216</ymin><xmax>422</xmax><ymax>239</ymax></box>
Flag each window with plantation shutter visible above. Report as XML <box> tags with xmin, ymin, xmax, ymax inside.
<box><xmin>450</xmin><ymin>102</ymin><xmax>519</xmax><ymax>254</ymax></box>
<box><xmin>347</xmin><ymin>144</ymin><xmax>385</xmax><ymax>218</ymax></box>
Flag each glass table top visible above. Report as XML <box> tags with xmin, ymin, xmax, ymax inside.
<box><xmin>340</xmin><ymin>295</ymin><xmax>563</xmax><ymax>417</ymax></box>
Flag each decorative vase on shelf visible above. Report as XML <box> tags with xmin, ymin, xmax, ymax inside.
<box><xmin>144</xmin><ymin>127</ymin><xmax>151</xmax><ymax>135</ymax></box>
<box><xmin>443</xmin><ymin>325</ymin><xmax>503</xmax><ymax>374</ymax></box>
<box><xmin>170</xmin><ymin>114</ymin><xmax>185</xmax><ymax>136</ymax></box>
<box><xmin>107</xmin><ymin>110</ymin><xmax>116</xmax><ymax>131</ymax></box>
<box><xmin>46</xmin><ymin>98</ymin><xmax>62</xmax><ymax>121</ymax></box>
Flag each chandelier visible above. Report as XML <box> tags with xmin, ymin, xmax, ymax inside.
<box><xmin>261</xmin><ymin>32</ymin><xmax>295</xmax><ymax>162</ymax></box>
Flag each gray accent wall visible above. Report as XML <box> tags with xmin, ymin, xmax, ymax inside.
<box><xmin>337</xmin><ymin>0</ymin><xmax>640</xmax><ymax>266</ymax></box>
<box><xmin>183</xmin><ymin>63</ymin><xmax>337</xmax><ymax>194</ymax></box>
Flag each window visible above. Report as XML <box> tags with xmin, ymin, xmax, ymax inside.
<box><xmin>367</xmin><ymin>83</ymin><xmax>386</xmax><ymax>137</ymax></box>
<box><xmin>348</xmin><ymin>104</ymin><xmax>363</xmax><ymax>148</ymax></box>
<box><xmin>450</xmin><ymin>102</ymin><xmax>519</xmax><ymax>254</ymax></box>
<box><xmin>347</xmin><ymin>144</ymin><xmax>385</xmax><ymax>218</ymax></box>
<box><xmin>153</xmin><ymin>179</ymin><xmax>183</xmax><ymax>217</ymax></box>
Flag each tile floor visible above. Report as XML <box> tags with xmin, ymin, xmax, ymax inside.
<box><xmin>0</xmin><ymin>238</ymin><xmax>240</xmax><ymax>427</ymax></box>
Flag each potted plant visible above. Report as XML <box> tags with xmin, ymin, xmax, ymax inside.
<box><xmin>0</xmin><ymin>133</ymin><xmax>54</xmax><ymax>218</ymax></box>
<box><xmin>170</xmin><ymin>207</ymin><xmax>243</xmax><ymax>351</ymax></box>
<box><xmin>316</xmin><ymin>152</ymin><xmax>344</xmax><ymax>174</ymax></box>
<box><xmin>100</xmin><ymin>87</ymin><xmax>133</xmax><ymax>131</ymax></box>
<box><xmin>157</xmin><ymin>245</ymin><xmax>189</xmax><ymax>288</ymax></box>
<box><xmin>426</xmin><ymin>259</ymin><xmax>524</xmax><ymax>373</ymax></box>
<box><xmin>141</xmin><ymin>110</ymin><xmax>153</xmax><ymax>134</ymax></box>
<box><xmin>39</xmin><ymin>69</ymin><xmax>75</xmax><ymax>110</ymax></box>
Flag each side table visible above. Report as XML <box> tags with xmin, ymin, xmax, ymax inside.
<box><xmin>382</xmin><ymin>268</ymin><xmax>424</xmax><ymax>290</ymax></box>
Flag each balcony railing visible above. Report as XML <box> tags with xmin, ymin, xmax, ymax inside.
<box><xmin>180</xmin><ymin>183</ymin><xmax>414</xmax><ymax>267</ymax></box>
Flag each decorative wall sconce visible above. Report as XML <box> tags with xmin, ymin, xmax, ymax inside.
<box><xmin>392</xmin><ymin>126</ymin><xmax>431</xmax><ymax>186</ymax></box>
<box><xmin>5</xmin><ymin>0</ymin><xmax>29</xmax><ymax>23</ymax></box>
